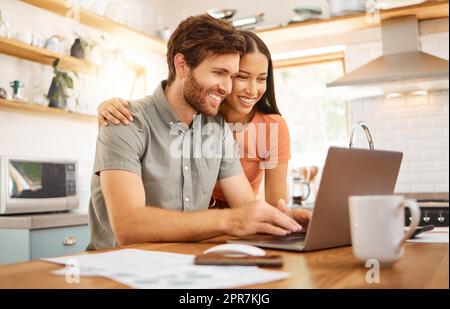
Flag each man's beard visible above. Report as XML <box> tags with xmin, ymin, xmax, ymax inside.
<box><xmin>183</xmin><ymin>72</ymin><xmax>220</xmax><ymax>116</ymax></box>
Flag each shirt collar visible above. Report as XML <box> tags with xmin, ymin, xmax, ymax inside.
<box><xmin>153</xmin><ymin>80</ymin><xmax>181</xmax><ymax>127</ymax></box>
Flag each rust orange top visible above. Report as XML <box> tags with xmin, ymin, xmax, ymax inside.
<box><xmin>212</xmin><ymin>111</ymin><xmax>291</xmax><ymax>203</ymax></box>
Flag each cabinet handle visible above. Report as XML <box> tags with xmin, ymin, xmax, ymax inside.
<box><xmin>63</xmin><ymin>236</ymin><xmax>77</xmax><ymax>246</ymax></box>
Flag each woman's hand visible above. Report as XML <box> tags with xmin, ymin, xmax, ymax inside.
<box><xmin>97</xmin><ymin>98</ymin><xmax>133</xmax><ymax>126</ymax></box>
<box><xmin>276</xmin><ymin>199</ymin><xmax>312</xmax><ymax>230</ymax></box>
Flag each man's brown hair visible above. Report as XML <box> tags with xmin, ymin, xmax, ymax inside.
<box><xmin>166</xmin><ymin>14</ymin><xmax>246</xmax><ymax>85</ymax></box>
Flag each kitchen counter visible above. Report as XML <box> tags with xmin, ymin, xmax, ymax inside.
<box><xmin>404</xmin><ymin>192</ymin><xmax>449</xmax><ymax>201</ymax></box>
<box><xmin>0</xmin><ymin>238</ymin><xmax>447</xmax><ymax>288</ymax></box>
<box><xmin>0</xmin><ymin>210</ymin><xmax>88</xmax><ymax>230</ymax></box>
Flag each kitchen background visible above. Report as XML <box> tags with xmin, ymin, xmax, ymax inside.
<box><xmin>0</xmin><ymin>0</ymin><xmax>448</xmax><ymax>212</ymax></box>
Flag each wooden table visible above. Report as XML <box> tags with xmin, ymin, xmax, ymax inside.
<box><xmin>0</xmin><ymin>238</ymin><xmax>447</xmax><ymax>289</ymax></box>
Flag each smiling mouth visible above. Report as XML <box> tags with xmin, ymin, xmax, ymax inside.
<box><xmin>238</xmin><ymin>96</ymin><xmax>257</xmax><ymax>107</ymax></box>
<box><xmin>208</xmin><ymin>92</ymin><xmax>222</xmax><ymax>103</ymax></box>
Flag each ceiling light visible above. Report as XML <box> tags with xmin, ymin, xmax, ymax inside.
<box><xmin>410</xmin><ymin>90</ymin><xmax>428</xmax><ymax>96</ymax></box>
<box><xmin>386</xmin><ymin>93</ymin><xmax>403</xmax><ymax>99</ymax></box>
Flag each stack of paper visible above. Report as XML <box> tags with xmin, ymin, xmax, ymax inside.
<box><xmin>44</xmin><ymin>249</ymin><xmax>289</xmax><ymax>289</ymax></box>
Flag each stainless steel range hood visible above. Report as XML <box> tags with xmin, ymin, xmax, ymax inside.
<box><xmin>327</xmin><ymin>15</ymin><xmax>449</xmax><ymax>93</ymax></box>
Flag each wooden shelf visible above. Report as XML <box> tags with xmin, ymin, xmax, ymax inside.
<box><xmin>0</xmin><ymin>37</ymin><xmax>100</xmax><ymax>75</ymax></box>
<box><xmin>0</xmin><ymin>98</ymin><xmax>96</xmax><ymax>123</ymax></box>
<box><xmin>0</xmin><ymin>36</ymin><xmax>144</xmax><ymax>76</ymax></box>
<box><xmin>20</xmin><ymin>0</ymin><xmax>167</xmax><ymax>55</ymax></box>
<box><xmin>256</xmin><ymin>0</ymin><xmax>449</xmax><ymax>46</ymax></box>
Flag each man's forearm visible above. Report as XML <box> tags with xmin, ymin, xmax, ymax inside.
<box><xmin>219</xmin><ymin>174</ymin><xmax>257</xmax><ymax>208</ymax></box>
<box><xmin>113</xmin><ymin>206</ymin><xmax>230</xmax><ymax>245</ymax></box>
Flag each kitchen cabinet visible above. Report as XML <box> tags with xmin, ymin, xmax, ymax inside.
<box><xmin>0</xmin><ymin>212</ymin><xmax>89</xmax><ymax>265</ymax></box>
<box><xmin>0</xmin><ymin>225</ymin><xmax>89</xmax><ymax>265</ymax></box>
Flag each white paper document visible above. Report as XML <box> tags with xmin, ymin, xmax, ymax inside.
<box><xmin>407</xmin><ymin>227</ymin><xmax>449</xmax><ymax>244</ymax></box>
<box><xmin>44</xmin><ymin>249</ymin><xmax>289</xmax><ymax>289</ymax></box>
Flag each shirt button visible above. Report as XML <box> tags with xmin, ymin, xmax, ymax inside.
<box><xmin>185</xmin><ymin>197</ymin><xmax>190</xmax><ymax>202</ymax></box>
<box><xmin>184</xmin><ymin>166</ymin><xmax>189</xmax><ymax>170</ymax></box>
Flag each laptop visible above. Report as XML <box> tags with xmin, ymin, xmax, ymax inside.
<box><xmin>228</xmin><ymin>147</ymin><xmax>403</xmax><ymax>252</ymax></box>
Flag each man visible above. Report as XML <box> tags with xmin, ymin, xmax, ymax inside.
<box><xmin>88</xmin><ymin>15</ymin><xmax>311</xmax><ymax>250</ymax></box>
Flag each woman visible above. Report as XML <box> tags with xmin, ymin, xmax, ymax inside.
<box><xmin>97</xmin><ymin>31</ymin><xmax>291</xmax><ymax>208</ymax></box>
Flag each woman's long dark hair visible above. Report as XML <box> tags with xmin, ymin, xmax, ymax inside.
<box><xmin>240</xmin><ymin>30</ymin><xmax>281</xmax><ymax>116</ymax></box>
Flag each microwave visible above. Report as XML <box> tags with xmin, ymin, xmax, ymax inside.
<box><xmin>0</xmin><ymin>156</ymin><xmax>79</xmax><ymax>215</ymax></box>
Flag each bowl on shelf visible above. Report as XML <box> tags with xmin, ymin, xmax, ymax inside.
<box><xmin>290</xmin><ymin>5</ymin><xmax>323</xmax><ymax>23</ymax></box>
<box><xmin>327</xmin><ymin>0</ymin><xmax>366</xmax><ymax>17</ymax></box>
<box><xmin>206</xmin><ymin>9</ymin><xmax>237</xmax><ymax>20</ymax></box>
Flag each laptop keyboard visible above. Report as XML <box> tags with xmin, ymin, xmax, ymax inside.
<box><xmin>260</xmin><ymin>232</ymin><xmax>306</xmax><ymax>245</ymax></box>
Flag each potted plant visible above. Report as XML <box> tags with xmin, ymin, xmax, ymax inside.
<box><xmin>47</xmin><ymin>59</ymin><xmax>77</xmax><ymax>109</ymax></box>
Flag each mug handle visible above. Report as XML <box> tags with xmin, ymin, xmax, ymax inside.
<box><xmin>396</xmin><ymin>199</ymin><xmax>421</xmax><ymax>253</ymax></box>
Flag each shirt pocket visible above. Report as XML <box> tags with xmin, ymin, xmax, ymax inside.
<box><xmin>196</xmin><ymin>158</ymin><xmax>220</xmax><ymax>194</ymax></box>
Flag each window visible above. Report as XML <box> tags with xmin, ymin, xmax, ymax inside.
<box><xmin>274</xmin><ymin>58</ymin><xmax>348</xmax><ymax>168</ymax></box>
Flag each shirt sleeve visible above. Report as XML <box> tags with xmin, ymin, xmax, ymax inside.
<box><xmin>217</xmin><ymin>119</ymin><xmax>243</xmax><ymax>180</ymax></box>
<box><xmin>261</xmin><ymin>115</ymin><xmax>291</xmax><ymax>169</ymax></box>
<box><xmin>93</xmin><ymin>120</ymin><xmax>146</xmax><ymax>177</ymax></box>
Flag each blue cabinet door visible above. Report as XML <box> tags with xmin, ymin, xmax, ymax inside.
<box><xmin>30</xmin><ymin>225</ymin><xmax>89</xmax><ymax>260</ymax></box>
<box><xmin>0</xmin><ymin>229</ymin><xmax>30</xmax><ymax>265</ymax></box>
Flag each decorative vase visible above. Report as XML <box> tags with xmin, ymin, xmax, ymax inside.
<box><xmin>70</xmin><ymin>38</ymin><xmax>85</xmax><ymax>59</ymax></box>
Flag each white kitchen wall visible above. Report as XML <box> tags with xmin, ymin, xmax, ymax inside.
<box><xmin>0</xmin><ymin>0</ymin><xmax>168</xmax><ymax>210</ymax></box>
<box><xmin>346</xmin><ymin>31</ymin><xmax>449</xmax><ymax>193</ymax></box>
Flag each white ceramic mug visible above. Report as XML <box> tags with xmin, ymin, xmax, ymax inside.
<box><xmin>31</xmin><ymin>33</ymin><xmax>43</xmax><ymax>48</ymax></box>
<box><xmin>349</xmin><ymin>195</ymin><xmax>420</xmax><ymax>266</ymax></box>
<box><xmin>16</xmin><ymin>30</ymin><xmax>32</xmax><ymax>45</ymax></box>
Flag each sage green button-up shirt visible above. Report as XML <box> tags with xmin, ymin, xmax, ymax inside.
<box><xmin>87</xmin><ymin>81</ymin><xmax>243</xmax><ymax>250</ymax></box>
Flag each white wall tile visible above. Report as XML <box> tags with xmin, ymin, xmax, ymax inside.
<box><xmin>403</xmin><ymin>151</ymin><xmax>423</xmax><ymax>161</ymax></box>
<box><xmin>409</xmin><ymin>118</ymin><xmax>435</xmax><ymax>129</ymax></box>
<box><xmin>413</xmin><ymin>162</ymin><xmax>438</xmax><ymax>172</ymax></box>
<box><xmin>432</xmin><ymin>117</ymin><xmax>448</xmax><ymax>127</ymax></box>
<box><xmin>386</xmin><ymin>119</ymin><xmax>409</xmax><ymax>130</ymax></box>
<box><xmin>397</xmin><ymin>107</ymin><xmax>421</xmax><ymax>119</ymax></box>
<box><xmin>395</xmin><ymin>184</ymin><xmax>411</xmax><ymax>193</ymax></box>
<box><xmin>411</xmin><ymin>184</ymin><xmax>434</xmax><ymax>193</ymax></box>
<box><xmin>396</xmin><ymin>129</ymin><xmax>421</xmax><ymax>140</ymax></box>
<box><xmin>410</xmin><ymin>140</ymin><xmax>436</xmax><ymax>151</ymax></box>
<box><xmin>422</xmin><ymin>128</ymin><xmax>447</xmax><ymax>139</ymax></box>
<box><xmin>421</xmin><ymin>105</ymin><xmax>445</xmax><ymax>117</ymax></box>
<box><xmin>397</xmin><ymin>172</ymin><xmax>421</xmax><ymax>184</ymax></box>
<box><xmin>422</xmin><ymin>150</ymin><xmax>445</xmax><ymax>161</ymax></box>
<box><xmin>435</xmin><ymin>184</ymin><xmax>450</xmax><ymax>192</ymax></box>
<box><xmin>347</xmin><ymin>92</ymin><xmax>448</xmax><ymax>193</ymax></box>
<box><xmin>387</xmin><ymin>141</ymin><xmax>410</xmax><ymax>152</ymax></box>
<box><xmin>422</xmin><ymin>172</ymin><xmax>447</xmax><ymax>184</ymax></box>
